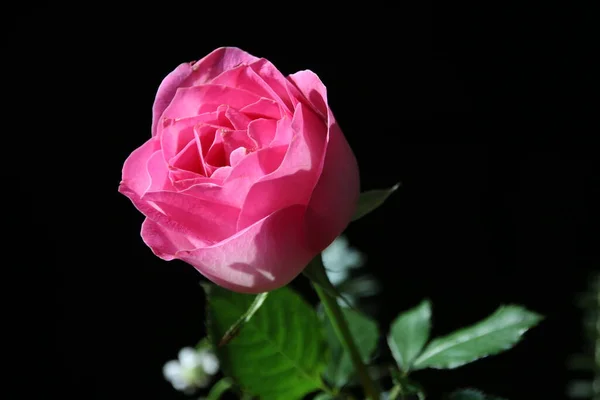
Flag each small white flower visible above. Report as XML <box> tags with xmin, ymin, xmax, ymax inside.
<box><xmin>322</xmin><ymin>235</ymin><xmax>365</xmax><ymax>286</ymax></box>
<box><xmin>162</xmin><ymin>346</ymin><xmax>220</xmax><ymax>393</ymax></box>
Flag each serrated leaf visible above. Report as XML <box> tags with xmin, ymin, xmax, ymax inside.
<box><xmin>387</xmin><ymin>299</ymin><xmax>432</xmax><ymax>372</ymax></box>
<box><xmin>412</xmin><ymin>305</ymin><xmax>543</xmax><ymax>370</ymax></box>
<box><xmin>319</xmin><ymin>306</ymin><xmax>379</xmax><ymax>388</ymax></box>
<box><xmin>206</xmin><ymin>285</ymin><xmax>328</xmax><ymax>400</ymax></box>
<box><xmin>351</xmin><ymin>183</ymin><xmax>400</xmax><ymax>222</ymax></box>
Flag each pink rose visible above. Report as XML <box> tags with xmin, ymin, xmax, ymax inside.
<box><xmin>119</xmin><ymin>47</ymin><xmax>360</xmax><ymax>293</ymax></box>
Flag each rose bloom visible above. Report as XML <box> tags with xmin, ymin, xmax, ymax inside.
<box><xmin>119</xmin><ymin>47</ymin><xmax>359</xmax><ymax>293</ymax></box>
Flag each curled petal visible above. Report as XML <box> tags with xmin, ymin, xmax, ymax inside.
<box><xmin>287</xmin><ymin>70</ymin><xmax>329</xmax><ymax>118</ymax></box>
<box><xmin>146</xmin><ymin>150</ymin><xmax>175</xmax><ymax>192</ymax></box>
<box><xmin>229</xmin><ymin>147</ymin><xmax>247</xmax><ymax>167</ymax></box>
<box><xmin>141</xmin><ymin>218</ymin><xmax>205</xmax><ymax>260</ymax></box>
<box><xmin>119</xmin><ymin>137</ymin><xmax>160</xmax><ymax>199</ymax></box>
<box><xmin>185</xmin><ymin>47</ymin><xmax>260</xmax><ymax>86</ymax></box>
<box><xmin>240</xmin><ymin>98</ymin><xmax>282</xmax><ymax>120</ymax></box>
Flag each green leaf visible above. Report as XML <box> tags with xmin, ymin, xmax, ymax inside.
<box><xmin>412</xmin><ymin>305</ymin><xmax>543</xmax><ymax>370</ymax></box>
<box><xmin>446</xmin><ymin>388</ymin><xmax>507</xmax><ymax>400</ymax></box>
<box><xmin>205</xmin><ymin>378</ymin><xmax>234</xmax><ymax>400</ymax></box>
<box><xmin>351</xmin><ymin>183</ymin><xmax>400</xmax><ymax>222</ymax></box>
<box><xmin>218</xmin><ymin>292</ymin><xmax>269</xmax><ymax>346</ymax></box>
<box><xmin>205</xmin><ymin>285</ymin><xmax>328</xmax><ymax>400</ymax></box>
<box><xmin>387</xmin><ymin>299</ymin><xmax>432</xmax><ymax>372</ymax></box>
<box><xmin>319</xmin><ymin>306</ymin><xmax>379</xmax><ymax>388</ymax></box>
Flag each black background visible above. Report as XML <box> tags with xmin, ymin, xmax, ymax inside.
<box><xmin>5</xmin><ymin>3</ymin><xmax>596</xmax><ymax>400</ymax></box>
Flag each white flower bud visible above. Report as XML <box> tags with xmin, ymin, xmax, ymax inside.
<box><xmin>162</xmin><ymin>346</ymin><xmax>220</xmax><ymax>393</ymax></box>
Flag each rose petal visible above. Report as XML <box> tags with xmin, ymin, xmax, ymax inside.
<box><xmin>240</xmin><ymin>97</ymin><xmax>282</xmax><ymax>120</ymax></box>
<box><xmin>237</xmin><ymin>104</ymin><xmax>327</xmax><ymax>230</ymax></box>
<box><xmin>141</xmin><ymin>191</ymin><xmax>240</xmax><ymax>244</ymax></box>
<box><xmin>210</xmin><ymin>64</ymin><xmax>275</xmax><ymax>100</ymax></box>
<box><xmin>247</xmin><ymin>118</ymin><xmax>278</xmax><ymax>148</ymax></box>
<box><xmin>211</xmin><ymin>166</ymin><xmax>232</xmax><ymax>180</ymax></box>
<box><xmin>304</xmin><ymin>121</ymin><xmax>359</xmax><ymax>252</ymax></box>
<box><xmin>224</xmin><ymin>106</ymin><xmax>253</xmax><ymax>130</ymax></box>
<box><xmin>184</xmin><ymin>47</ymin><xmax>260</xmax><ymax>86</ymax></box>
<box><xmin>248</xmin><ymin>59</ymin><xmax>300</xmax><ymax>113</ymax></box>
<box><xmin>269</xmin><ymin>115</ymin><xmax>294</xmax><ymax>147</ymax></box>
<box><xmin>289</xmin><ymin>70</ymin><xmax>360</xmax><ymax>252</ymax></box>
<box><xmin>169</xmin><ymin>138</ymin><xmax>204</xmax><ymax>176</ymax></box>
<box><xmin>146</xmin><ymin>150</ymin><xmax>176</xmax><ymax>192</ymax></box>
<box><xmin>172</xmin><ymin>177</ymin><xmax>219</xmax><ymax>192</ymax></box>
<box><xmin>162</xmin><ymin>85</ymin><xmax>262</xmax><ymax>120</ymax></box>
<box><xmin>160</xmin><ymin>114</ymin><xmax>218</xmax><ymax>163</ymax></box>
<box><xmin>204</xmin><ymin>130</ymin><xmax>226</xmax><ymax>169</ymax></box>
<box><xmin>141</xmin><ymin>218</ymin><xmax>206</xmax><ymax>260</ymax></box>
<box><xmin>152</xmin><ymin>63</ymin><xmax>194</xmax><ymax>137</ymax></box>
<box><xmin>222</xmin><ymin>145</ymin><xmax>287</xmax><ymax>204</ymax></box>
<box><xmin>180</xmin><ymin>145</ymin><xmax>286</xmax><ymax>207</ymax></box>
<box><xmin>177</xmin><ymin>204</ymin><xmax>313</xmax><ymax>293</ymax></box>
<box><xmin>221</xmin><ymin>129</ymin><xmax>256</xmax><ymax>160</ymax></box>
<box><xmin>229</xmin><ymin>147</ymin><xmax>247</xmax><ymax>167</ymax></box>
<box><xmin>119</xmin><ymin>137</ymin><xmax>161</xmax><ymax>199</ymax></box>
<box><xmin>287</xmin><ymin>70</ymin><xmax>329</xmax><ymax>119</ymax></box>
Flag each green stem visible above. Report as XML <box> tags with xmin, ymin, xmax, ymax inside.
<box><xmin>311</xmin><ymin>259</ymin><xmax>380</xmax><ymax>400</ymax></box>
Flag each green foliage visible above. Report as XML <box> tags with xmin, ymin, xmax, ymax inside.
<box><xmin>351</xmin><ymin>183</ymin><xmax>400</xmax><ymax>222</ymax></box>
<box><xmin>412</xmin><ymin>305</ymin><xmax>543</xmax><ymax>370</ymax></box>
<box><xmin>205</xmin><ymin>285</ymin><xmax>328</xmax><ymax>400</ymax></box>
<box><xmin>320</xmin><ymin>306</ymin><xmax>379</xmax><ymax>388</ymax></box>
<box><xmin>387</xmin><ymin>299</ymin><xmax>432</xmax><ymax>372</ymax></box>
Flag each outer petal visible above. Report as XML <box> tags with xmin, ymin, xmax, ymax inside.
<box><xmin>141</xmin><ymin>218</ymin><xmax>204</xmax><ymax>260</ymax></box>
<box><xmin>185</xmin><ymin>47</ymin><xmax>260</xmax><ymax>86</ymax></box>
<box><xmin>304</xmin><ymin>122</ymin><xmax>360</xmax><ymax>251</ymax></box>
<box><xmin>288</xmin><ymin>71</ymin><xmax>361</xmax><ymax>252</ymax></box>
<box><xmin>119</xmin><ymin>137</ymin><xmax>161</xmax><ymax>200</ymax></box>
<box><xmin>287</xmin><ymin>70</ymin><xmax>328</xmax><ymax>118</ymax></box>
<box><xmin>141</xmin><ymin>191</ymin><xmax>240</xmax><ymax>244</ymax></box>
<box><xmin>151</xmin><ymin>62</ymin><xmax>194</xmax><ymax>137</ymax></box>
<box><xmin>177</xmin><ymin>204</ymin><xmax>314</xmax><ymax>293</ymax></box>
